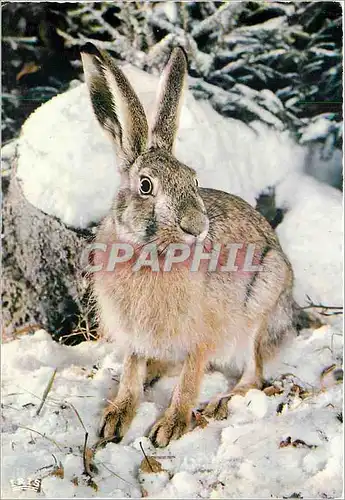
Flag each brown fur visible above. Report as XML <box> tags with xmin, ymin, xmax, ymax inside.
<box><xmin>81</xmin><ymin>44</ymin><xmax>296</xmax><ymax>447</ymax></box>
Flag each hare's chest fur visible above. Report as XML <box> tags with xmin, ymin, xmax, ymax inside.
<box><xmin>94</xmin><ymin>264</ymin><xmax>209</xmax><ymax>361</ymax></box>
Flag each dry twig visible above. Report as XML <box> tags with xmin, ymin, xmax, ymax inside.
<box><xmin>299</xmin><ymin>295</ymin><xmax>343</xmax><ymax>316</ymax></box>
<box><xmin>36</xmin><ymin>369</ymin><xmax>57</xmax><ymax>416</ymax></box>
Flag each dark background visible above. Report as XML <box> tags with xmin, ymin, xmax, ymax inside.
<box><xmin>2</xmin><ymin>1</ymin><xmax>343</xmax><ymax>149</ymax></box>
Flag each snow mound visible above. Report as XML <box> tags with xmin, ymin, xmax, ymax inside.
<box><xmin>17</xmin><ymin>65</ymin><xmax>306</xmax><ymax>229</ymax></box>
<box><xmin>276</xmin><ymin>173</ymin><xmax>343</xmax><ymax>308</ymax></box>
<box><xmin>1</xmin><ymin>327</ymin><xmax>342</xmax><ymax>498</ymax></box>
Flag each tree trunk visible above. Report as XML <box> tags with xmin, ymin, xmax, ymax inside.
<box><xmin>2</xmin><ymin>148</ymin><xmax>94</xmax><ymax>343</ymax></box>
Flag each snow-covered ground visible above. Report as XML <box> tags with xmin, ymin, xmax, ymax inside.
<box><xmin>1</xmin><ymin>325</ymin><xmax>343</xmax><ymax>499</ymax></box>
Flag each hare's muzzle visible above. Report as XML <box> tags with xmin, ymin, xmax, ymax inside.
<box><xmin>179</xmin><ymin>212</ymin><xmax>209</xmax><ymax>242</ymax></box>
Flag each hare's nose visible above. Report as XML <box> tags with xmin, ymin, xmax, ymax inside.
<box><xmin>180</xmin><ymin>213</ymin><xmax>209</xmax><ymax>241</ymax></box>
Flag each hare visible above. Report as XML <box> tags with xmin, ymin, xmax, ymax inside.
<box><xmin>81</xmin><ymin>43</ymin><xmax>296</xmax><ymax>448</ymax></box>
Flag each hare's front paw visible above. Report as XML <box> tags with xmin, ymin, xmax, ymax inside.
<box><xmin>203</xmin><ymin>397</ymin><xmax>230</xmax><ymax>420</ymax></box>
<box><xmin>149</xmin><ymin>410</ymin><xmax>190</xmax><ymax>448</ymax></box>
<box><xmin>99</xmin><ymin>398</ymin><xmax>135</xmax><ymax>443</ymax></box>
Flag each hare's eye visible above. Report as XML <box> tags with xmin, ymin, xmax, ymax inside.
<box><xmin>139</xmin><ymin>176</ymin><xmax>153</xmax><ymax>195</ymax></box>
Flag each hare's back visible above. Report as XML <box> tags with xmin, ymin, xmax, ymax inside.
<box><xmin>200</xmin><ymin>187</ymin><xmax>279</xmax><ymax>247</ymax></box>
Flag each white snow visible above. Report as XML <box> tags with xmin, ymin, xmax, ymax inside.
<box><xmin>1</xmin><ymin>325</ymin><xmax>343</xmax><ymax>498</ymax></box>
<box><xmin>303</xmin><ymin>142</ymin><xmax>342</xmax><ymax>188</ymax></box>
<box><xmin>1</xmin><ymin>139</ymin><xmax>18</xmax><ymax>177</ymax></box>
<box><xmin>275</xmin><ymin>173</ymin><xmax>343</xmax><ymax>308</ymax></box>
<box><xmin>300</xmin><ymin>114</ymin><xmax>337</xmax><ymax>143</ymax></box>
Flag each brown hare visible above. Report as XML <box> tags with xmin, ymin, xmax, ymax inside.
<box><xmin>81</xmin><ymin>43</ymin><xmax>295</xmax><ymax>448</ymax></box>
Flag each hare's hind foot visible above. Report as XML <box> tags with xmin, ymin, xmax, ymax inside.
<box><xmin>202</xmin><ymin>365</ymin><xmax>264</xmax><ymax>421</ymax></box>
<box><xmin>202</xmin><ymin>396</ymin><xmax>230</xmax><ymax>420</ymax></box>
<box><xmin>202</xmin><ymin>381</ymin><xmax>263</xmax><ymax>421</ymax></box>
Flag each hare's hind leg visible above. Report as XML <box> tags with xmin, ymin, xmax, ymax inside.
<box><xmin>100</xmin><ymin>353</ymin><xmax>146</xmax><ymax>443</ymax></box>
<box><xmin>203</xmin><ymin>321</ymin><xmax>265</xmax><ymax>420</ymax></box>
<box><xmin>204</xmin><ymin>249</ymin><xmax>293</xmax><ymax>420</ymax></box>
<box><xmin>234</xmin><ymin>248</ymin><xmax>294</xmax><ymax>393</ymax></box>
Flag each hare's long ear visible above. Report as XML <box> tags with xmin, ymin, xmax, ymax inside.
<box><xmin>81</xmin><ymin>43</ymin><xmax>148</xmax><ymax>166</ymax></box>
<box><xmin>149</xmin><ymin>47</ymin><xmax>187</xmax><ymax>153</ymax></box>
